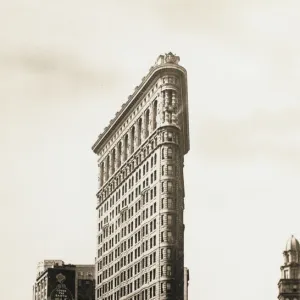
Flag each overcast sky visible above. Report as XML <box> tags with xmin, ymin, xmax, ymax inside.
<box><xmin>1</xmin><ymin>0</ymin><xmax>300</xmax><ymax>299</ymax></box>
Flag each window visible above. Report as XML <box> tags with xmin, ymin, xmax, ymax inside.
<box><xmin>167</xmin><ymin>248</ymin><xmax>171</xmax><ymax>259</ymax></box>
<box><xmin>167</xmin><ymin>147</ymin><xmax>173</xmax><ymax>159</ymax></box>
<box><xmin>167</xmin><ymin>215</ymin><xmax>173</xmax><ymax>225</ymax></box>
<box><xmin>153</xmin><ymin>101</ymin><xmax>157</xmax><ymax>130</ymax></box>
<box><xmin>167</xmin><ymin>231</ymin><xmax>173</xmax><ymax>242</ymax></box>
<box><xmin>166</xmin><ymin>283</ymin><xmax>171</xmax><ymax>291</ymax></box>
<box><xmin>138</xmin><ymin>118</ymin><xmax>142</xmax><ymax>146</ymax></box>
<box><xmin>124</xmin><ymin>134</ymin><xmax>129</xmax><ymax>161</ymax></box>
<box><xmin>167</xmin><ymin>181</ymin><xmax>173</xmax><ymax>193</ymax></box>
<box><xmin>145</xmin><ymin>110</ymin><xmax>150</xmax><ymax>138</ymax></box>
<box><xmin>167</xmin><ymin>198</ymin><xmax>173</xmax><ymax>209</ymax></box>
<box><xmin>167</xmin><ymin>165</ymin><xmax>173</xmax><ymax>176</ymax></box>
<box><xmin>167</xmin><ymin>265</ymin><xmax>172</xmax><ymax>276</ymax></box>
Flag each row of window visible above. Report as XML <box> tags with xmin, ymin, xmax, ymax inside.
<box><xmin>99</xmin><ymin>102</ymin><xmax>158</xmax><ymax>186</ymax></box>
<box><xmin>97</xmin><ymin>281</ymin><xmax>173</xmax><ymax>300</ymax></box>
<box><xmin>98</xmin><ymin>239</ymin><xmax>175</xmax><ymax>289</ymax></box>
<box><xmin>100</xmin><ymin>156</ymin><xmax>157</xmax><ymax>217</ymax></box>
<box><xmin>99</xmin><ymin>250</ymin><xmax>157</xmax><ymax>287</ymax></box>
<box><xmin>98</xmin><ymin>203</ymin><xmax>177</xmax><ymax>259</ymax></box>
<box><xmin>98</xmin><ymin>128</ymin><xmax>180</xmax><ymax>208</ymax></box>
<box><xmin>99</xmin><ymin>182</ymin><xmax>157</xmax><ymax>233</ymax></box>
<box><xmin>99</xmin><ymin>232</ymin><xmax>157</xmax><ymax>271</ymax></box>
<box><xmin>99</xmin><ymin>147</ymin><xmax>158</xmax><ymax>204</ymax></box>
<box><xmin>98</xmin><ymin>283</ymin><xmax>157</xmax><ymax>300</ymax></box>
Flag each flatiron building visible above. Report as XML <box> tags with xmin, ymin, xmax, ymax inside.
<box><xmin>92</xmin><ymin>53</ymin><xmax>190</xmax><ymax>300</ymax></box>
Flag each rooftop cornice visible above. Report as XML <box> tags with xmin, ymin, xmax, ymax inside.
<box><xmin>92</xmin><ymin>53</ymin><xmax>187</xmax><ymax>154</ymax></box>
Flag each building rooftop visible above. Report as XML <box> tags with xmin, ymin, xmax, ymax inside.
<box><xmin>92</xmin><ymin>52</ymin><xmax>184</xmax><ymax>153</ymax></box>
<box><xmin>285</xmin><ymin>235</ymin><xmax>300</xmax><ymax>252</ymax></box>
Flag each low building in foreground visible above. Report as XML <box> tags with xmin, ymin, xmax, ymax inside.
<box><xmin>33</xmin><ymin>259</ymin><xmax>95</xmax><ymax>300</ymax></box>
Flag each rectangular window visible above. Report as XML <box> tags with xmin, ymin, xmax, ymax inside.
<box><xmin>167</xmin><ymin>165</ymin><xmax>173</xmax><ymax>176</ymax></box>
<box><xmin>167</xmin><ymin>231</ymin><xmax>173</xmax><ymax>242</ymax></box>
<box><xmin>167</xmin><ymin>147</ymin><xmax>173</xmax><ymax>159</ymax></box>
<box><xmin>167</xmin><ymin>265</ymin><xmax>172</xmax><ymax>276</ymax></box>
<box><xmin>167</xmin><ymin>181</ymin><xmax>173</xmax><ymax>193</ymax></box>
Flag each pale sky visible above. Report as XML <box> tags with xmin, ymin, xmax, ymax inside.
<box><xmin>1</xmin><ymin>1</ymin><xmax>300</xmax><ymax>299</ymax></box>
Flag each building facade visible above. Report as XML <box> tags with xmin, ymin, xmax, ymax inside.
<box><xmin>278</xmin><ymin>236</ymin><xmax>300</xmax><ymax>300</ymax></box>
<box><xmin>33</xmin><ymin>260</ymin><xmax>95</xmax><ymax>300</ymax></box>
<box><xmin>92</xmin><ymin>53</ymin><xmax>190</xmax><ymax>300</ymax></box>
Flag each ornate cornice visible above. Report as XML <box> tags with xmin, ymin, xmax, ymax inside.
<box><xmin>91</xmin><ymin>53</ymin><xmax>189</xmax><ymax>156</ymax></box>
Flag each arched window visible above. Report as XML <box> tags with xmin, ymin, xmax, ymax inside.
<box><xmin>145</xmin><ymin>109</ymin><xmax>150</xmax><ymax>138</ymax></box>
<box><xmin>106</xmin><ymin>155</ymin><xmax>110</xmax><ymax>180</ymax></box>
<box><xmin>111</xmin><ymin>149</ymin><xmax>116</xmax><ymax>175</ymax></box>
<box><xmin>124</xmin><ymin>134</ymin><xmax>128</xmax><ymax>161</ymax></box>
<box><xmin>138</xmin><ymin>118</ymin><xmax>142</xmax><ymax>146</ymax></box>
<box><xmin>153</xmin><ymin>101</ymin><xmax>157</xmax><ymax>130</ymax></box>
<box><xmin>131</xmin><ymin>126</ymin><xmax>135</xmax><ymax>154</ymax></box>
<box><xmin>117</xmin><ymin>142</ymin><xmax>122</xmax><ymax>168</ymax></box>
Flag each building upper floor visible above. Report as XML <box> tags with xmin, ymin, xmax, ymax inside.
<box><xmin>92</xmin><ymin>53</ymin><xmax>189</xmax><ymax>187</ymax></box>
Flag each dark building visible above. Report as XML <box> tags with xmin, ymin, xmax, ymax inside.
<box><xmin>278</xmin><ymin>236</ymin><xmax>300</xmax><ymax>300</ymax></box>
<box><xmin>33</xmin><ymin>260</ymin><xmax>95</xmax><ymax>300</ymax></box>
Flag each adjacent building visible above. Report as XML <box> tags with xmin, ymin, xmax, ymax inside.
<box><xmin>92</xmin><ymin>52</ymin><xmax>190</xmax><ymax>300</ymax></box>
<box><xmin>278</xmin><ymin>236</ymin><xmax>300</xmax><ymax>300</ymax></box>
<box><xmin>33</xmin><ymin>260</ymin><xmax>95</xmax><ymax>300</ymax></box>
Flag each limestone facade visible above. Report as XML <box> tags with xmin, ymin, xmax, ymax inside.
<box><xmin>92</xmin><ymin>53</ymin><xmax>190</xmax><ymax>300</ymax></box>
